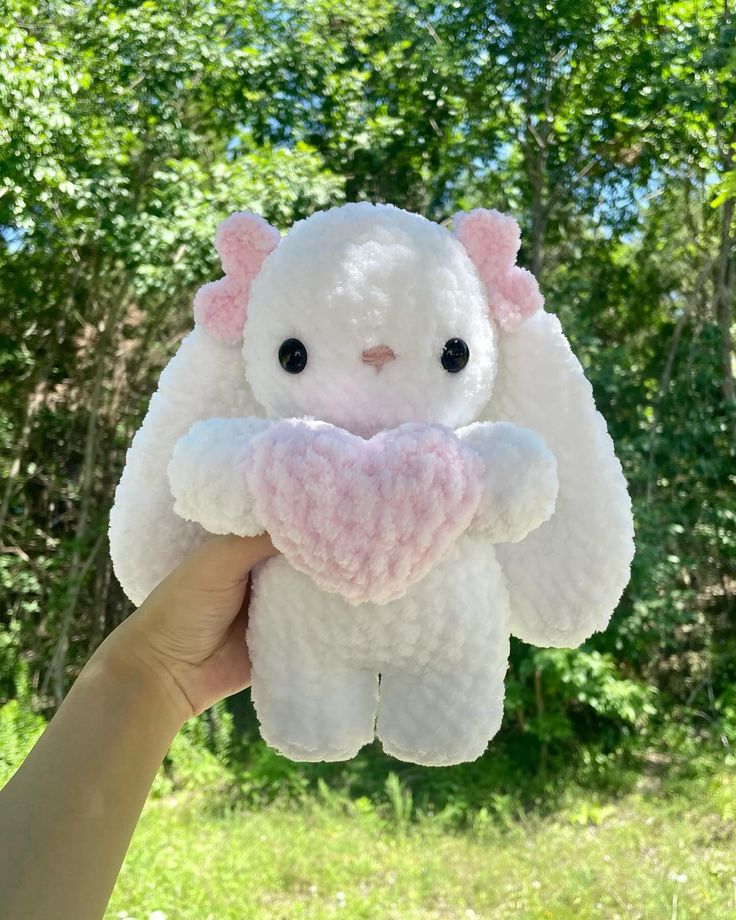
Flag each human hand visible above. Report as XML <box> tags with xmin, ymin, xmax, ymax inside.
<box><xmin>98</xmin><ymin>534</ymin><xmax>278</xmax><ymax>726</ymax></box>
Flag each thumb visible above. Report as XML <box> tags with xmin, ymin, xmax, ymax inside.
<box><xmin>177</xmin><ymin>533</ymin><xmax>279</xmax><ymax>592</ymax></box>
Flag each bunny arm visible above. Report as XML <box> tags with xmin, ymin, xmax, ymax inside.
<box><xmin>169</xmin><ymin>416</ymin><xmax>557</xmax><ymax>547</ymax></box>
<box><xmin>167</xmin><ymin>416</ymin><xmax>271</xmax><ymax>536</ymax></box>
<box><xmin>456</xmin><ymin>421</ymin><xmax>558</xmax><ymax>543</ymax></box>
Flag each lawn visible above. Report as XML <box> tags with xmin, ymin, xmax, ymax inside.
<box><xmin>108</xmin><ymin>769</ymin><xmax>736</xmax><ymax>920</ymax></box>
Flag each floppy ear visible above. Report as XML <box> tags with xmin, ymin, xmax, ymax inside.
<box><xmin>454</xmin><ymin>208</ymin><xmax>634</xmax><ymax>648</ymax></box>
<box><xmin>193</xmin><ymin>212</ymin><xmax>280</xmax><ymax>344</ymax></box>
<box><xmin>110</xmin><ymin>324</ymin><xmax>265</xmax><ymax>606</ymax></box>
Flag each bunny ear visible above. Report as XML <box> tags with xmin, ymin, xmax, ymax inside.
<box><xmin>453</xmin><ymin>208</ymin><xmax>543</xmax><ymax>331</ymax></box>
<box><xmin>482</xmin><ymin>311</ymin><xmax>635</xmax><ymax>647</ymax></box>
<box><xmin>110</xmin><ymin>323</ymin><xmax>265</xmax><ymax>605</ymax></box>
<box><xmin>193</xmin><ymin>212</ymin><xmax>281</xmax><ymax>344</ymax></box>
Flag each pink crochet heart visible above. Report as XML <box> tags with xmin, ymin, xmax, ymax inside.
<box><xmin>246</xmin><ymin>419</ymin><xmax>484</xmax><ymax>605</ymax></box>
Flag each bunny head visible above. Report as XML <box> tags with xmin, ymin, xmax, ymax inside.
<box><xmin>194</xmin><ymin>203</ymin><xmax>542</xmax><ymax>437</ymax></box>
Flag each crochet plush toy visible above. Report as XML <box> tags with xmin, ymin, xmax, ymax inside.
<box><xmin>109</xmin><ymin>202</ymin><xmax>634</xmax><ymax>766</ymax></box>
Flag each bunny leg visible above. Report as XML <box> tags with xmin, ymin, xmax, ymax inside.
<box><xmin>247</xmin><ymin>558</ymin><xmax>379</xmax><ymax>762</ymax></box>
<box><xmin>375</xmin><ymin>535</ymin><xmax>511</xmax><ymax>766</ymax></box>
<box><xmin>376</xmin><ymin>652</ymin><xmax>509</xmax><ymax>767</ymax></box>
<box><xmin>252</xmin><ymin>658</ymin><xmax>378</xmax><ymax>763</ymax></box>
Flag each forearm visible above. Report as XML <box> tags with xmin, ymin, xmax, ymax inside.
<box><xmin>0</xmin><ymin>644</ymin><xmax>183</xmax><ymax>920</ymax></box>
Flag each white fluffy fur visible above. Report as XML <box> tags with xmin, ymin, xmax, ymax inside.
<box><xmin>109</xmin><ymin>202</ymin><xmax>634</xmax><ymax>766</ymax></box>
<box><xmin>485</xmin><ymin>312</ymin><xmax>635</xmax><ymax>647</ymax></box>
<box><xmin>109</xmin><ymin>330</ymin><xmax>260</xmax><ymax>606</ymax></box>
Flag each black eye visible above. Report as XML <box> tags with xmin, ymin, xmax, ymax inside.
<box><xmin>441</xmin><ymin>338</ymin><xmax>469</xmax><ymax>373</ymax></box>
<box><xmin>278</xmin><ymin>338</ymin><xmax>308</xmax><ymax>374</ymax></box>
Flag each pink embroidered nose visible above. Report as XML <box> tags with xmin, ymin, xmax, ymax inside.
<box><xmin>361</xmin><ymin>344</ymin><xmax>396</xmax><ymax>371</ymax></box>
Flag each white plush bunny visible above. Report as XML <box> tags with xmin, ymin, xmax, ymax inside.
<box><xmin>109</xmin><ymin>203</ymin><xmax>634</xmax><ymax>766</ymax></box>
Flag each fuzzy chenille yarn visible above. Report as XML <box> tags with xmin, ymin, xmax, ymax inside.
<box><xmin>110</xmin><ymin>203</ymin><xmax>634</xmax><ymax>766</ymax></box>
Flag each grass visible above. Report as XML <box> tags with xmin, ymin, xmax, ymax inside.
<box><xmin>107</xmin><ymin>768</ymin><xmax>736</xmax><ymax>920</ymax></box>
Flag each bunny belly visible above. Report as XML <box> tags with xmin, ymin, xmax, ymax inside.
<box><xmin>248</xmin><ymin>533</ymin><xmax>510</xmax><ymax>675</ymax></box>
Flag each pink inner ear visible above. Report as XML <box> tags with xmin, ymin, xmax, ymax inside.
<box><xmin>193</xmin><ymin>276</ymin><xmax>250</xmax><ymax>345</ymax></box>
<box><xmin>194</xmin><ymin>211</ymin><xmax>280</xmax><ymax>344</ymax></box>
<box><xmin>453</xmin><ymin>208</ymin><xmax>521</xmax><ymax>276</ymax></box>
<box><xmin>453</xmin><ymin>208</ymin><xmax>543</xmax><ymax>332</ymax></box>
<box><xmin>215</xmin><ymin>212</ymin><xmax>281</xmax><ymax>277</ymax></box>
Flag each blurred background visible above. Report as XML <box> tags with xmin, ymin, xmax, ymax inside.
<box><xmin>1</xmin><ymin>1</ymin><xmax>735</xmax><ymax>917</ymax></box>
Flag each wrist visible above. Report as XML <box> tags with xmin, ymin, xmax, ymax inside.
<box><xmin>85</xmin><ymin>626</ymin><xmax>191</xmax><ymax>735</ymax></box>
